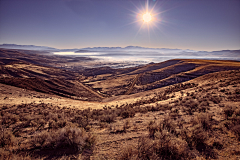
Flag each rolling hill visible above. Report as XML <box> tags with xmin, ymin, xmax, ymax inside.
<box><xmin>1</xmin><ymin>48</ymin><xmax>240</xmax><ymax>159</ymax></box>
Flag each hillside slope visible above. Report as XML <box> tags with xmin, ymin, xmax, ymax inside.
<box><xmin>1</xmin><ymin>69</ymin><xmax>240</xmax><ymax>159</ymax></box>
<box><xmin>85</xmin><ymin>59</ymin><xmax>240</xmax><ymax>97</ymax></box>
<box><xmin>0</xmin><ymin>58</ymin><xmax>103</xmax><ymax>101</ymax></box>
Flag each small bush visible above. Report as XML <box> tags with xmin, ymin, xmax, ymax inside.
<box><xmin>31</xmin><ymin>127</ymin><xmax>96</xmax><ymax>156</ymax></box>
<box><xmin>0</xmin><ymin>148</ymin><xmax>11</xmax><ymax>160</ymax></box>
<box><xmin>194</xmin><ymin>113</ymin><xmax>212</xmax><ymax>131</ymax></box>
<box><xmin>120</xmin><ymin>109</ymin><xmax>135</xmax><ymax>119</ymax></box>
<box><xmin>148</xmin><ymin>118</ymin><xmax>177</xmax><ymax>139</ymax></box>
<box><xmin>31</xmin><ymin>130</ymin><xmax>51</xmax><ymax>149</ymax></box>
<box><xmin>123</xmin><ymin>120</ymin><xmax>130</xmax><ymax>131</ymax></box>
<box><xmin>231</xmin><ymin>125</ymin><xmax>240</xmax><ymax>140</ymax></box>
<box><xmin>99</xmin><ymin>114</ymin><xmax>116</xmax><ymax>123</ymax></box>
<box><xmin>0</xmin><ymin>129</ymin><xmax>16</xmax><ymax>148</ymax></box>
<box><xmin>71</xmin><ymin>115</ymin><xmax>89</xmax><ymax>128</ymax></box>
<box><xmin>118</xmin><ymin>145</ymin><xmax>137</xmax><ymax>160</ymax></box>
<box><xmin>181</xmin><ymin>125</ymin><xmax>207</xmax><ymax>150</ymax></box>
<box><xmin>223</xmin><ymin>105</ymin><xmax>235</xmax><ymax>118</ymax></box>
<box><xmin>118</xmin><ymin>136</ymin><xmax>191</xmax><ymax>160</ymax></box>
<box><xmin>154</xmin><ymin>134</ymin><xmax>190</xmax><ymax>160</ymax></box>
<box><xmin>148</xmin><ymin>121</ymin><xmax>158</xmax><ymax>138</ymax></box>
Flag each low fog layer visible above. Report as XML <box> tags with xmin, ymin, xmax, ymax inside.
<box><xmin>1</xmin><ymin>44</ymin><xmax>239</xmax><ymax>68</ymax></box>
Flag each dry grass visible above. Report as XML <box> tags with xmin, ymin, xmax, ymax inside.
<box><xmin>1</xmin><ymin>62</ymin><xmax>240</xmax><ymax>159</ymax></box>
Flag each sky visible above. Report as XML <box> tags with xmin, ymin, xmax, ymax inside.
<box><xmin>0</xmin><ymin>0</ymin><xmax>239</xmax><ymax>51</ymax></box>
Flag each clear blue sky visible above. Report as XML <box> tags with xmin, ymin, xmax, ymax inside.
<box><xmin>0</xmin><ymin>0</ymin><xmax>239</xmax><ymax>51</ymax></box>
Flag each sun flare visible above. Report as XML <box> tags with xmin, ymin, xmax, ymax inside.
<box><xmin>124</xmin><ymin>0</ymin><xmax>163</xmax><ymax>41</ymax></box>
<box><xmin>143</xmin><ymin>12</ymin><xmax>152</xmax><ymax>22</ymax></box>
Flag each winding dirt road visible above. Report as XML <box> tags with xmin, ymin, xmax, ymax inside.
<box><xmin>75</xmin><ymin>81</ymin><xmax>105</xmax><ymax>99</ymax></box>
<box><xmin>124</xmin><ymin>73</ymin><xmax>143</xmax><ymax>95</ymax></box>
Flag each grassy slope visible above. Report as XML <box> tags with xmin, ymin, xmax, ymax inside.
<box><xmin>1</xmin><ymin>69</ymin><xmax>240</xmax><ymax>159</ymax></box>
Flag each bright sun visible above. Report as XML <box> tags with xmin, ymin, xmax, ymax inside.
<box><xmin>143</xmin><ymin>12</ymin><xmax>152</xmax><ymax>22</ymax></box>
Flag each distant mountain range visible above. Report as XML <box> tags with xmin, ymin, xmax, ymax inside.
<box><xmin>78</xmin><ymin>46</ymin><xmax>195</xmax><ymax>53</ymax></box>
<box><xmin>0</xmin><ymin>43</ymin><xmax>239</xmax><ymax>59</ymax></box>
<box><xmin>0</xmin><ymin>44</ymin><xmax>194</xmax><ymax>52</ymax></box>
<box><xmin>0</xmin><ymin>44</ymin><xmax>79</xmax><ymax>52</ymax></box>
<box><xmin>0</xmin><ymin>44</ymin><xmax>58</xmax><ymax>51</ymax></box>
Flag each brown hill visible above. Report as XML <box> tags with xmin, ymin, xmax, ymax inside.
<box><xmin>1</xmin><ymin>48</ymin><xmax>240</xmax><ymax>102</ymax></box>
<box><xmin>84</xmin><ymin>59</ymin><xmax>240</xmax><ymax>97</ymax></box>
<box><xmin>1</xmin><ymin>69</ymin><xmax>240</xmax><ymax>159</ymax></box>
<box><xmin>0</xmin><ymin>55</ymin><xmax>103</xmax><ymax>101</ymax></box>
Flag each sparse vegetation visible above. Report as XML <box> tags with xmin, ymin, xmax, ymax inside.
<box><xmin>1</xmin><ymin>57</ymin><xmax>240</xmax><ymax>159</ymax></box>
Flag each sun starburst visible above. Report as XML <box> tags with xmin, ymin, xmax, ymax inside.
<box><xmin>120</xmin><ymin>0</ymin><xmax>166</xmax><ymax>43</ymax></box>
<box><xmin>143</xmin><ymin>12</ymin><xmax>152</xmax><ymax>23</ymax></box>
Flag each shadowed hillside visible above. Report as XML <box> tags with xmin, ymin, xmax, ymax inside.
<box><xmin>84</xmin><ymin>59</ymin><xmax>240</xmax><ymax>96</ymax></box>
<box><xmin>0</xmin><ymin>51</ymin><xmax>103</xmax><ymax>101</ymax></box>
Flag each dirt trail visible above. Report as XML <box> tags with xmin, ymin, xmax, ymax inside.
<box><xmin>125</xmin><ymin>73</ymin><xmax>143</xmax><ymax>95</ymax></box>
<box><xmin>75</xmin><ymin>81</ymin><xmax>105</xmax><ymax>99</ymax></box>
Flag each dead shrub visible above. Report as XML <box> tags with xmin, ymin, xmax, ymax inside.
<box><xmin>48</xmin><ymin>120</ymin><xmax>58</xmax><ymax>130</ymax></box>
<box><xmin>57</xmin><ymin>119</ymin><xmax>67</xmax><ymax>128</ymax></box>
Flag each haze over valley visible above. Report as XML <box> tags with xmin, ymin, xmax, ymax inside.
<box><xmin>1</xmin><ymin>44</ymin><xmax>240</xmax><ymax>69</ymax></box>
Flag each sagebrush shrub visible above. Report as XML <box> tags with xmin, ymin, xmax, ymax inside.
<box><xmin>71</xmin><ymin>115</ymin><xmax>89</xmax><ymax>128</ymax></box>
<box><xmin>148</xmin><ymin>121</ymin><xmax>158</xmax><ymax>138</ymax></box>
<box><xmin>118</xmin><ymin>145</ymin><xmax>137</xmax><ymax>160</ymax></box>
<box><xmin>120</xmin><ymin>108</ymin><xmax>135</xmax><ymax>118</ymax></box>
<box><xmin>0</xmin><ymin>129</ymin><xmax>15</xmax><ymax>148</ymax></box>
<box><xmin>31</xmin><ymin>130</ymin><xmax>51</xmax><ymax>149</ymax></box>
<box><xmin>223</xmin><ymin>105</ymin><xmax>235</xmax><ymax>118</ymax></box>
<box><xmin>194</xmin><ymin>113</ymin><xmax>212</xmax><ymax>131</ymax></box>
<box><xmin>99</xmin><ymin>114</ymin><xmax>116</xmax><ymax>123</ymax></box>
<box><xmin>148</xmin><ymin>118</ymin><xmax>178</xmax><ymax>139</ymax></box>
<box><xmin>154</xmin><ymin>134</ymin><xmax>190</xmax><ymax>160</ymax></box>
<box><xmin>31</xmin><ymin>127</ymin><xmax>96</xmax><ymax>155</ymax></box>
<box><xmin>231</xmin><ymin>125</ymin><xmax>240</xmax><ymax>140</ymax></box>
<box><xmin>181</xmin><ymin>125</ymin><xmax>207</xmax><ymax>150</ymax></box>
<box><xmin>118</xmin><ymin>135</ymin><xmax>191</xmax><ymax>160</ymax></box>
